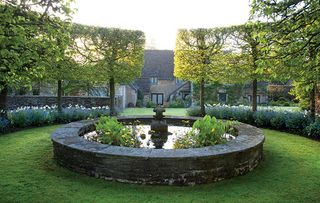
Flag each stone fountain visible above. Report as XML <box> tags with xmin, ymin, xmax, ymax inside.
<box><xmin>149</xmin><ymin>106</ymin><xmax>172</xmax><ymax>149</ymax></box>
<box><xmin>51</xmin><ymin>108</ymin><xmax>265</xmax><ymax>185</ymax></box>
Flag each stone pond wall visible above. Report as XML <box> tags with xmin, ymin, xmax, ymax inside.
<box><xmin>51</xmin><ymin>116</ymin><xmax>265</xmax><ymax>186</ymax></box>
<box><xmin>6</xmin><ymin>95</ymin><xmax>119</xmax><ymax>109</ymax></box>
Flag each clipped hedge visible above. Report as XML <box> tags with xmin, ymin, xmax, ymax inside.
<box><xmin>0</xmin><ymin>105</ymin><xmax>109</xmax><ymax>134</ymax></box>
<box><xmin>187</xmin><ymin>105</ymin><xmax>318</xmax><ymax>139</ymax></box>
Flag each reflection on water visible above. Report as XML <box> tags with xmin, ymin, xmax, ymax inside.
<box><xmin>83</xmin><ymin>125</ymin><xmax>235</xmax><ymax>149</ymax></box>
<box><xmin>129</xmin><ymin>125</ymin><xmax>192</xmax><ymax>149</ymax></box>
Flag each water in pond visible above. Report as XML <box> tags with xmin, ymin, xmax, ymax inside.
<box><xmin>132</xmin><ymin>125</ymin><xmax>192</xmax><ymax>149</ymax></box>
<box><xmin>84</xmin><ymin>125</ymin><xmax>192</xmax><ymax>149</ymax></box>
<box><xmin>83</xmin><ymin>125</ymin><xmax>236</xmax><ymax>149</ymax></box>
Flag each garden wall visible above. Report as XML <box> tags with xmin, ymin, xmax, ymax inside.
<box><xmin>6</xmin><ymin>95</ymin><xmax>118</xmax><ymax>109</ymax></box>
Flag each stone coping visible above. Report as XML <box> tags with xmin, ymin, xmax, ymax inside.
<box><xmin>52</xmin><ymin>116</ymin><xmax>264</xmax><ymax>158</ymax></box>
<box><xmin>51</xmin><ymin>116</ymin><xmax>265</xmax><ymax>185</ymax></box>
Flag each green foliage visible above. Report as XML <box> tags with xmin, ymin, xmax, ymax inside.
<box><xmin>289</xmin><ymin>81</ymin><xmax>313</xmax><ymax>110</ymax></box>
<box><xmin>0</xmin><ymin>106</ymin><xmax>109</xmax><ymax>133</ymax></box>
<box><xmin>305</xmin><ymin>120</ymin><xmax>320</xmax><ymax>139</ymax></box>
<box><xmin>145</xmin><ymin>100</ymin><xmax>156</xmax><ymax>108</ymax></box>
<box><xmin>269</xmin><ymin>99</ymin><xmax>293</xmax><ymax>107</ymax></box>
<box><xmin>224</xmin><ymin>23</ymin><xmax>274</xmax><ymax>111</ymax></box>
<box><xmin>174</xmin><ymin>28</ymin><xmax>230</xmax><ymax>115</ymax></box>
<box><xmin>251</xmin><ymin>0</ymin><xmax>320</xmax><ymax>117</ymax></box>
<box><xmin>174</xmin><ymin>115</ymin><xmax>237</xmax><ymax>149</ymax></box>
<box><xmin>95</xmin><ymin>117</ymin><xmax>140</xmax><ymax>147</ymax></box>
<box><xmin>1</xmin><ymin>126</ymin><xmax>320</xmax><ymax>202</ymax></box>
<box><xmin>193</xmin><ymin>83</ymin><xmax>247</xmax><ymax>105</ymax></box>
<box><xmin>0</xmin><ymin>117</ymin><xmax>9</xmax><ymax>132</ymax></box>
<box><xmin>226</xmin><ymin>23</ymin><xmax>273</xmax><ymax>82</ymax></box>
<box><xmin>174</xmin><ymin>28</ymin><xmax>229</xmax><ymax>83</ymax></box>
<box><xmin>267</xmin><ymin>85</ymin><xmax>294</xmax><ymax>102</ymax></box>
<box><xmin>135</xmin><ymin>99</ymin><xmax>143</xmax><ymax>107</ymax></box>
<box><xmin>187</xmin><ymin>105</ymin><xmax>313</xmax><ymax>135</ymax></box>
<box><xmin>0</xmin><ymin>1</ymin><xmax>73</xmax><ymax>91</ymax></box>
<box><xmin>186</xmin><ymin>106</ymin><xmax>202</xmax><ymax>116</ymax></box>
<box><xmin>71</xmin><ymin>24</ymin><xmax>145</xmax><ymax>84</ymax></box>
<box><xmin>169</xmin><ymin>97</ymin><xmax>185</xmax><ymax>108</ymax></box>
<box><xmin>270</xmin><ymin>113</ymin><xmax>286</xmax><ymax>129</ymax></box>
<box><xmin>71</xmin><ymin>24</ymin><xmax>145</xmax><ymax>115</ymax></box>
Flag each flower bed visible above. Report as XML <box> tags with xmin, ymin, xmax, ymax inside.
<box><xmin>0</xmin><ymin>105</ymin><xmax>109</xmax><ymax>134</ymax></box>
<box><xmin>187</xmin><ymin>105</ymin><xmax>319</xmax><ymax>139</ymax></box>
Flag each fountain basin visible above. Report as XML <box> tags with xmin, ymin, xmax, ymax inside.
<box><xmin>51</xmin><ymin>116</ymin><xmax>264</xmax><ymax>185</ymax></box>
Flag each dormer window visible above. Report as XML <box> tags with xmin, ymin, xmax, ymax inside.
<box><xmin>150</xmin><ymin>77</ymin><xmax>158</xmax><ymax>84</ymax></box>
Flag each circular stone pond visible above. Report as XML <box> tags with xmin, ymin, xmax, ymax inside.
<box><xmin>51</xmin><ymin>116</ymin><xmax>265</xmax><ymax>186</ymax></box>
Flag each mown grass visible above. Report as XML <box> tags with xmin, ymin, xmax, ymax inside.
<box><xmin>120</xmin><ymin>108</ymin><xmax>187</xmax><ymax>116</ymax></box>
<box><xmin>0</xmin><ymin>116</ymin><xmax>319</xmax><ymax>202</ymax></box>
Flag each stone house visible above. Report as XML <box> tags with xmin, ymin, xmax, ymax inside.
<box><xmin>87</xmin><ymin>84</ymin><xmax>138</xmax><ymax>109</ymax></box>
<box><xmin>193</xmin><ymin>82</ymin><xmax>269</xmax><ymax>105</ymax></box>
<box><xmin>244</xmin><ymin>82</ymin><xmax>269</xmax><ymax>104</ymax></box>
<box><xmin>134</xmin><ymin>50</ymin><xmax>191</xmax><ymax>106</ymax></box>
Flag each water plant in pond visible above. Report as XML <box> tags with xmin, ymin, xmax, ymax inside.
<box><xmin>95</xmin><ymin>116</ymin><xmax>141</xmax><ymax>147</ymax></box>
<box><xmin>174</xmin><ymin>115</ymin><xmax>238</xmax><ymax>149</ymax></box>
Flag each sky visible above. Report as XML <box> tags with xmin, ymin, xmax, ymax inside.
<box><xmin>72</xmin><ymin>0</ymin><xmax>251</xmax><ymax>50</ymax></box>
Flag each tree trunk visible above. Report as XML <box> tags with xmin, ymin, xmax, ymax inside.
<box><xmin>57</xmin><ymin>80</ymin><xmax>62</xmax><ymax>114</ymax></box>
<box><xmin>0</xmin><ymin>83</ymin><xmax>8</xmax><ymax>117</ymax></box>
<box><xmin>32</xmin><ymin>81</ymin><xmax>41</xmax><ymax>95</ymax></box>
<box><xmin>310</xmin><ymin>82</ymin><xmax>317</xmax><ymax>121</ymax></box>
<box><xmin>252</xmin><ymin>79</ymin><xmax>257</xmax><ymax>112</ymax></box>
<box><xmin>109</xmin><ymin>77</ymin><xmax>116</xmax><ymax>116</ymax></box>
<box><xmin>200</xmin><ymin>78</ymin><xmax>205</xmax><ymax>117</ymax></box>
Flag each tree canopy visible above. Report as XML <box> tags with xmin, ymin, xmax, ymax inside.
<box><xmin>71</xmin><ymin>24</ymin><xmax>145</xmax><ymax>115</ymax></box>
<box><xmin>0</xmin><ymin>0</ymin><xmax>73</xmax><ymax>114</ymax></box>
<box><xmin>222</xmin><ymin>23</ymin><xmax>273</xmax><ymax>111</ymax></box>
<box><xmin>174</xmin><ymin>28</ymin><xmax>229</xmax><ymax>116</ymax></box>
<box><xmin>251</xmin><ymin>0</ymin><xmax>320</xmax><ymax>118</ymax></box>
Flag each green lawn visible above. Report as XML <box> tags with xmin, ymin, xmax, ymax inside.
<box><xmin>0</xmin><ymin>115</ymin><xmax>319</xmax><ymax>202</ymax></box>
<box><xmin>121</xmin><ymin>108</ymin><xmax>187</xmax><ymax>116</ymax></box>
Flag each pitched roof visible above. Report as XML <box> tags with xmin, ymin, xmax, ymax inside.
<box><xmin>135</xmin><ymin>50</ymin><xmax>174</xmax><ymax>93</ymax></box>
<box><xmin>140</xmin><ymin>50</ymin><xmax>174</xmax><ymax>80</ymax></box>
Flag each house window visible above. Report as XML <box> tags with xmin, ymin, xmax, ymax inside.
<box><xmin>218</xmin><ymin>93</ymin><xmax>227</xmax><ymax>103</ymax></box>
<box><xmin>151</xmin><ymin>93</ymin><xmax>164</xmax><ymax>105</ymax></box>
<box><xmin>175</xmin><ymin>78</ymin><xmax>183</xmax><ymax>85</ymax></box>
<box><xmin>150</xmin><ymin>77</ymin><xmax>158</xmax><ymax>84</ymax></box>
<box><xmin>247</xmin><ymin>95</ymin><xmax>261</xmax><ymax>103</ymax></box>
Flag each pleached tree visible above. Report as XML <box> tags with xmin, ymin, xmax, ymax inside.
<box><xmin>174</xmin><ymin>28</ymin><xmax>229</xmax><ymax>116</ymax></box>
<box><xmin>71</xmin><ymin>24</ymin><xmax>145</xmax><ymax>115</ymax></box>
<box><xmin>0</xmin><ymin>0</ymin><xmax>73</xmax><ymax>116</ymax></box>
<box><xmin>251</xmin><ymin>0</ymin><xmax>320</xmax><ymax>120</ymax></box>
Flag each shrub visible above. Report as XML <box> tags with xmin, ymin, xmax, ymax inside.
<box><xmin>305</xmin><ymin>120</ymin><xmax>320</xmax><ymax>139</ymax></box>
<box><xmin>0</xmin><ymin>117</ymin><xmax>9</xmax><ymax>133</ymax></box>
<box><xmin>270</xmin><ymin>112</ymin><xmax>286</xmax><ymax>129</ymax></box>
<box><xmin>186</xmin><ymin>104</ymin><xmax>315</xmax><ymax>137</ymax></box>
<box><xmin>136</xmin><ymin>100</ymin><xmax>143</xmax><ymax>107</ymax></box>
<box><xmin>169</xmin><ymin>98</ymin><xmax>185</xmax><ymax>108</ymax></box>
<box><xmin>174</xmin><ymin>115</ymin><xmax>237</xmax><ymax>149</ymax></box>
<box><xmin>8</xmin><ymin>110</ymin><xmax>28</xmax><ymax>127</ymax></box>
<box><xmin>146</xmin><ymin>100</ymin><xmax>156</xmax><ymax>108</ymax></box>
<box><xmin>186</xmin><ymin>106</ymin><xmax>202</xmax><ymax>116</ymax></box>
<box><xmin>95</xmin><ymin>116</ymin><xmax>140</xmax><ymax>147</ymax></box>
<box><xmin>253</xmin><ymin>110</ymin><xmax>274</xmax><ymax>127</ymax></box>
<box><xmin>285</xmin><ymin>112</ymin><xmax>311</xmax><ymax>131</ymax></box>
<box><xmin>184</xmin><ymin>95</ymin><xmax>192</xmax><ymax>107</ymax></box>
<box><xmin>1</xmin><ymin>105</ymin><xmax>109</xmax><ymax>133</ymax></box>
<box><xmin>201</xmin><ymin>104</ymin><xmax>254</xmax><ymax>124</ymax></box>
